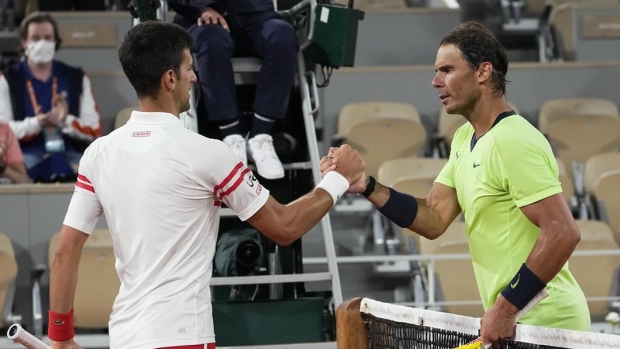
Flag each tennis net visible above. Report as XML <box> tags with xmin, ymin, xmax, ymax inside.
<box><xmin>336</xmin><ymin>298</ymin><xmax>620</xmax><ymax>349</ymax></box>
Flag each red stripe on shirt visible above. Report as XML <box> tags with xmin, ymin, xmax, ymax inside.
<box><xmin>214</xmin><ymin>201</ymin><xmax>221</xmax><ymax>207</ymax></box>
<box><xmin>213</xmin><ymin>161</ymin><xmax>244</xmax><ymax>195</ymax></box>
<box><xmin>218</xmin><ymin>167</ymin><xmax>250</xmax><ymax>200</ymax></box>
<box><xmin>77</xmin><ymin>174</ymin><xmax>91</xmax><ymax>184</ymax></box>
<box><xmin>75</xmin><ymin>181</ymin><xmax>95</xmax><ymax>193</ymax></box>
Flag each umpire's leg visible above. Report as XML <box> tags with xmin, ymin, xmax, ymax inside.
<box><xmin>189</xmin><ymin>24</ymin><xmax>239</xmax><ymax>124</ymax></box>
<box><xmin>247</xmin><ymin>18</ymin><xmax>299</xmax><ymax>120</ymax></box>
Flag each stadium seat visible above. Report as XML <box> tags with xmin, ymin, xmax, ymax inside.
<box><xmin>556</xmin><ymin>157</ymin><xmax>575</xmax><ymax>204</ymax></box>
<box><xmin>0</xmin><ymin>232</ymin><xmax>18</xmax><ymax>328</ymax></box>
<box><xmin>334</xmin><ymin>101</ymin><xmax>427</xmax><ymax>178</ymax></box>
<box><xmin>584</xmin><ymin>153</ymin><xmax>620</xmax><ymax>219</ymax></box>
<box><xmin>432</xmin><ymin>240</ymin><xmax>484</xmax><ymax>318</ymax></box>
<box><xmin>48</xmin><ymin>228</ymin><xmax>120</xmax><ymax>329</ymax></box>
<box><xmin>548</xmin><ymin>0</ymin><xmax>620</xmax><ymax>61</ymax></box>
<box><xmin>434</xmin><ymin>101</ymin><xmax>520</xmax><ymax>158</ymax></box>
<box><xmin>575</xmin><ymin>219</ymin><xmax>617</xmax><ymax>245</ymax></box>
<box><xmin>538</xmin><ymin>97</ymin><xmax>619</xmax><ymax>135</ymax></box>
<box><xmin>377</xmin><ymin>157</ymin><xmax>448</xmax><ymax>252</ymax></box>
<box><xmin>545</xmin><ymin>114</ymin><xmax>620</xmax><ymax>171</ymax></box>
<box><xmin>593</xmin><ymin>170</ymin><xmax>620</xmax><ymax>245</ymax></box>
<box><xmin>569</xmin><ymin>236</ymin><xmax>620</xmax><ymax>319</ymax></box>
<box><xmin>417</xmin><ymin>222</ymin><xmax>483</xmax><ymax>318</ymax></box>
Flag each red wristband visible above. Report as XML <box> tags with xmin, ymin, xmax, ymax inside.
<box><xmin>48</xmin><ymin>309</ymin><xmax>75</xmax><ymax>341</ymax></box>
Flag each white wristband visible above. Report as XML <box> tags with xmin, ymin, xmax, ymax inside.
<box><xmin>316</xmin><ymin>171</ymin><xmax>349</xmax><ymax>206</ymax></box>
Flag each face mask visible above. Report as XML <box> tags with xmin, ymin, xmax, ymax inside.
<box><xmin>25</xmin><ymin>40</ymin><xmax>56</xmax><ymax>64</ymax></box>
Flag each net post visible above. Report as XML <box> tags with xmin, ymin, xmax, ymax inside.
<box><xmin>336</xmin><ymin>297</ymin><xmax>367</xmax><ymax>349</ymax></box>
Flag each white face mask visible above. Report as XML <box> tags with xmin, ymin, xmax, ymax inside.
<box><xmin>25</xmin><ymin>40</ymin><xmax>56</xmax><ymax>64</ymax></box>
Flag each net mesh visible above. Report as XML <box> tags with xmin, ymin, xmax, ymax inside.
<box><xmin>359</xmin><ymin>298</ymin><xmax>620</xmax><ymax>349</ymax></box>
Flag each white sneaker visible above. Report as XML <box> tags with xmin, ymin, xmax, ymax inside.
<box><xmin>223</xmin><ymin>134</ymin><xmax>247</xmax><ymax>165</ymax></box>
<box><xmin>247</xmin><ymin>134</ymin><xmax>284</xmax><ymax>179</ymax></box>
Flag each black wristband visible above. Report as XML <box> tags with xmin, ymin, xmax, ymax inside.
<box><xmin>361</xmin><ymin>175</ymin><xmax>376</xmax><ymax>198</ymax></box>
<box><xmin>500</xmin><ymin>263</ymin><xmax>546</xmax><ymax>310</ymax></box>
<box><xmin>377</xmin><ymin>187</ymin><xmax>418</xmax><ymax>228</ymax></box>
<box><xmin>0</xmin><ymin>161</ymin><xmax>6</xmax><ymax>174</ymax></box>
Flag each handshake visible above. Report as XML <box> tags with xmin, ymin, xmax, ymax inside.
<box><xmin>319</xmin><ymin>145</ymin><xmax>369</xmax><ymax>194</ymax></box>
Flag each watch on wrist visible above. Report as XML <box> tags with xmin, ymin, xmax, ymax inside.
<box><xmin>361</xmin><ymin>175</ymin><xmax>376</xmax><ymax>198</ymax></box>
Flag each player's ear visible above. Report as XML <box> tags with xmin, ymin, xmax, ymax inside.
<box><xmin>162</xmin><ymin>69</ymin><xmax>176</xmax><ymax>91</ymax></box>
<box><xmin>477</xmin><ymin>62</ymin><xmax>493</xmax><ymax>83</ymax></box>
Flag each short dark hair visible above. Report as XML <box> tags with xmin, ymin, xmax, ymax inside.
<box><xmin>19</xmin><ymin>12</ymin><xmax>62</xmax><ymax>51</ymax></box>
<box><xmin>440</xmin><ymin>21</ymin><xmax>508</xmax><ymax>96</ymax></box>
<box><xmin>118</xmin><ymin>21</ymin><xmax>193</xmax><ymax>100</ymax></box>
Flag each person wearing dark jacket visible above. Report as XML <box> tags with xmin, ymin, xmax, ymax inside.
<box><xmin>167</xmin><ymin>0</ymin><xmax>299</xmax><ymax>180</ymax></box>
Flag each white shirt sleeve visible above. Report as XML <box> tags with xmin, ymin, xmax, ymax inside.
<box><xmin>62</xmin><ymin>75</ymin><xmax>103</xmax><ymax>142</ymax></box>
<box><xmin>0</xmin><ymin>74</ymin><xmax>42</xmax><ymax>139</ymax></box>
<box><xmin>63</xmin><ymin>148</ymin><xmax>104</xmax><ymax>234</ymax></box>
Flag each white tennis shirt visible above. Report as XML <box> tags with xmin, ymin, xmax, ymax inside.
<box><xmin>63</xmin><ymin>111</ymin><xmax>269</xmax><ymax>349</ymax></box>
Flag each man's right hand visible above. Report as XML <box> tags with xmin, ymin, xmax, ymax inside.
<box><xmin>320</xmin><ymin>146</ymin><xmax>368</xmax><ymax>194</ymax></box>
<box><xmin>198</xmin><ymin>7</ymin><xmax>229</xmax><ymax>32</ymax></box>
<box><xmin>330</xmin><ymin>145</ymin><xmax>365</xmax><ymax>188</ymax></box>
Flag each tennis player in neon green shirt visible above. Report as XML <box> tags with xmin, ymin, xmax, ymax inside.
<box><xmin>321</xmin><ymin>21</ymin><xmax>590</xmax><ymax>349</ymax></box>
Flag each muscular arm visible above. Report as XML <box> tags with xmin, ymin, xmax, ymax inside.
<box><xmin>49</xmin><ymin>225</ymin><xmax>89</xmax><ymax>313</ymax></box>
<box><xmin>247</xmin><ymin>189</ymin><xmax>334</xmax><ymax>246</ymax></box>
<box><xmin>480</xmin><ymin>193</ymin><xmax>580</xmax><ymax>347</ymax></box>
<box><xmin>520</xmin><ymin>193</ymin><xmax>580</xmax><ymax>282</ymax></box>
<box><xmin>365</xmin><ymin>180</ymin><xmax>462</xmax><ymax>240</ymax></box>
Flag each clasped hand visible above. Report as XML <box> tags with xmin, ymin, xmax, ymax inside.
<box><xmin>319</xmin><ymin>146</ymin><xmax>367</xmax><ymax>193</ymax></box>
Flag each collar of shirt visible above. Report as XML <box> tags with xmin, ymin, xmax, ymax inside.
<box><xmin>127</xmin><ymin>111</ymin><xmax>183</xmax><ymax>127</ymax></box>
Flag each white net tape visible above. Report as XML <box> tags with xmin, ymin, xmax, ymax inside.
<box><xmin>360</xmin><ymin>298</ymin><xmax>620</xmax><ymax>349</ymax></box>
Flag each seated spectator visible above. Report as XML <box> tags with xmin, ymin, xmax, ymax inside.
<box><xmin>0</xmin><ymin>122</ymin><xmax>32</xmax><ymax>184</ymax></box>
<box><xmin>167</xmin><ymin>0</ymin><xmax>299</xmax><ymax>180</ymax></box>
<box><xmin>0</xmin><ymin>12</ymin><xmax>102</xmax><ymax>182</ymax></box>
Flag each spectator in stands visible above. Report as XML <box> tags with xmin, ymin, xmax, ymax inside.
<box><xmin>167</xmin><ymin>0</ymin><xmax>299</xmax><ymax>180</ymax></box>
<box><xmin>322</xmin><ymin>21</ymin><xmax>589</xmax><ymax>348</ymax></box>
<box><xmin>0</xmin><ymin>12</ymin><xmax>102</xmax><ymax>182</ymax></box>
<box><xmin>0</xmin><ymin>122</ymin><xmax>32</xmax><ymax>184</ymax></box>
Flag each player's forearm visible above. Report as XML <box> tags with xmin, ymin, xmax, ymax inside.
<box><xmin>525</xmin><ymin>220</ymin><xmax>580</xmax><ymax>283</ymax></box>
<box><xmin>366</xmin><ymin>182</ymin><xmax>452</xmax><ymax>240</ymax></box>
<box><xmin>49</xmin><ymin>227</ymin><xmax>86</xmax><ymax>313</ymax></box>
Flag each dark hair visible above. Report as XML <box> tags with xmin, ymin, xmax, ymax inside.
<box><xmin>19</xmin><ymin>12</ymin><xmax>62</xmax><ymax>51</ymax></box>
<box><xmin>118</xmin><ymin>21</ymin><xmax>193</xmax><ymax>100</ymax></box>
<box><xmin>440</xmin><ymin>21</ymin><xmax>508</xmax><ymax>96</ymax></box>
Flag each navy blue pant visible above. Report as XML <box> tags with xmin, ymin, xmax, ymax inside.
<box><xmin>189</xmin><ymin>18</ymin><xmax>299</xmax><ymax>122</ymax></box>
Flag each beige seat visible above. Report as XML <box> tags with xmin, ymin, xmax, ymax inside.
<box><xmin>556</xmin><ymin>157</ymin><xmax>575</xmax><ymax>203</ymax></box>
<box><xmin>418</xmin><ymin>222</ymin><xmax>482</xmax><ymax>317</ymax></box>
<box><xmin>114</xmin><ymin>107</ymin><xmax>136</xmax><ymax>130</ymax></box>
<box><xmin>546</xmin><ymin>114</ymin><xmax>620</xmax><ymax>169</ymax></box>
<box><xmin>432</xmin><ymin>240</ymin><xmax>484</xmax><ymax>318</ymax></box>
<box><xmin>49</xmin><ymin>229</ymin><xmax>120</xmax><ymax>329</ymax></box>
<box><xmin>548</xmin><ymin>0</ymin><xmax>620</xmax><ymax>61</ymax></box>
<box><xmin>593</xmin><ymin>170</ymin><xmax>620</xmax><ymax>244</ymax></box>
<box><xmin>335</xmin><ymin>102</ymin><xmax>427</xmax><ymax>178</ymax></box>
<box><xmin>436</xmin><ymin>101</ymin><xmax>520</xmax><ymax>156</ymax></box>
<box><xmin>575</xmin><ymin>219</ymin><xmax>617</xmax><ymax>244</ymax></box>
<box><xmin>584</xmin><ymin>153</ymin><xmax>620</xmax><ymax>196</ymax></box>
<box><xmin>538</xmin><ymin>98</ymin><xmax>619</xmax><ymax>134</ymax></box>
<box><xmin>569</xmin><ymin>236</ymin><xmax>620</xmax><ymax>318</ymax></box>
<box><xmin>0</xmin><ymin>232</ymin><xmax>18</xmax><ymax>328</ymax></box>
<box><xmin>378</xmin><ymin>157</ymin><xmax>449</xmax><ymax>246</ymax></box>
